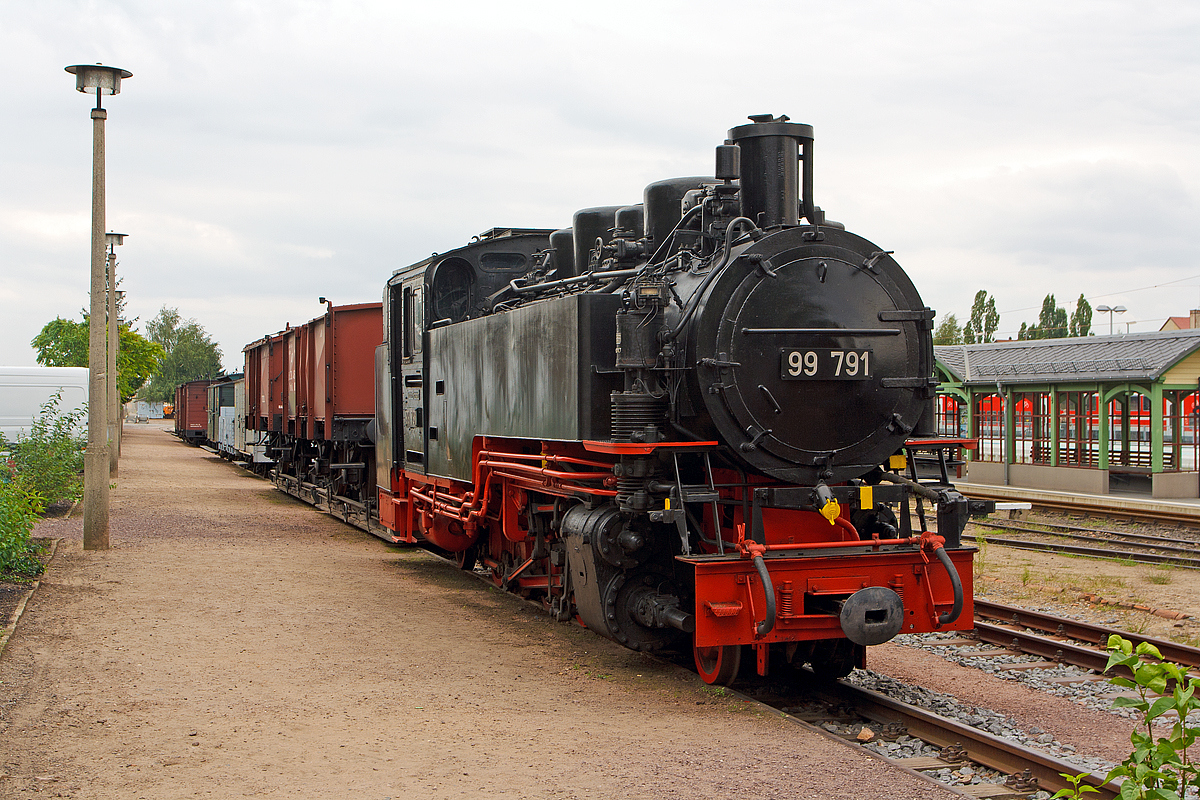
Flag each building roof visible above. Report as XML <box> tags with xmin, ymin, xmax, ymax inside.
<box><xmin>935</xmin><ymin>329</ymin><xmax>1200</xmax><ymax>386</ymax></box>
<box><xmin>1162</xmin><ymin>316</ymin><xmax>1191</xmax><ymax>331</ymax></box>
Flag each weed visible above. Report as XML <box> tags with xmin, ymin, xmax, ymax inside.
<box><xmin>973</xmin><ymin>533</ymin><xmax>988</xmax><ymax>579</ymax></box>
<box><xmin>1085</xmin><ymin>575</ymin><xmax>1126</xmax><ymax>591</ymax></box>
<box><xmin>1145</xmin><ymin>571</ymin><xmax>1173</xmax><ymax>585</ymax></box>
<box><xmin>1096</xmin><ymin>635</ymin><xmax>1200</xmax><ymax>798</ymax></box>
<box><xmin>1020</xmin><ymin>566</ymin><xmax>1033</xmax><ymax>586</ymax></box>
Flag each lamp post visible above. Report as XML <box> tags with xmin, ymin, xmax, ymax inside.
<box><xmin>1096</xmin><ymin>304</ymin><xmax>1127</xmax><ymax>335</ymax></box>
<box><xmin>66</xmin><ymin>63</ymin><xmax>132</xmax><ymax>551</ymax></box>
<box><xmin>106</xmin><ymin>232</ymin><xmax>127</xmax><ymax>477</ymax></box>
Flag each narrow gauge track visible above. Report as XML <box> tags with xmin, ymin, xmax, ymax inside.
<box><xmin>968</xmin><ymin>599</ymin><xmax>1200</xmax><ymax>680</ymax></box>
<box><xmin>970</xmin><ymin>519</ymin><xmax>1200</xmax><ymax>570</ymax></box>
<box><xmin>974</xmin><ymin>519</ymin><xmax>1200</xmax><ymax>549</ymax></box>
<box><xmin>974</xmin><ymin>600</ymin><xmax>1200</xmax><ymax>668</ymax></box>
<box><xmin>746</xmin><ymin>679</ymin><xmax>1119</xmax><ymax>799</ymax></box>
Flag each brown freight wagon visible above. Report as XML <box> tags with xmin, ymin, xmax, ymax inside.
<box><xmin>173</xmin><ymin>379</ymin><xmax>216</xmax><ymax>442</ymax></box>
<box><xmin>243</xmin><ymin>302</ymin><xmax>383</xmax><ymax>507</ymax></box>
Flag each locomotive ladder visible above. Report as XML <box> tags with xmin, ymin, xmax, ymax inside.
<box><xmin>668</xmin><ymin>450</ymin><xmax>723</xmax><ymax>556</ymax></box>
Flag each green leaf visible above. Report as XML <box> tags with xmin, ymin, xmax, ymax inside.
<box><xmin>1149</xmin><ymin>676</ymin><xmax>1169</xmax><ymax>695</ymax></box>
<box><xmin>1148</xmin><ymin>696</ymin><xmax>1177</xmax><ymax>721</ymax></box>
<box><xmin>1121</xmin><ymin>778</ymin><xmax>1141</xmax><ymax>800</ymax></box>
<box><xmin>1137</xmin><ymin>642</ymin><xmax>1165</xmax><ymax>660</ymax></box>
<box><xmin>1113</xmin><ymin>696</ymin><xmax>1150</xmax><ymax>710</ymax></box>
<box><xmin>1108</xmin><ymin>634</ymin><xmax>1133</xmax><ymax>656</ymax></box>
<box><xmin>1110</xmin><ymin>677</ymin><xmax>1137</xmax><ymax>689</ymax></box>
<box><xmin>1110</xmin><ymin>649</ymin><xmax>1139</xmax><ymax>666</ymax></box>
<box><xmin>1147</xmin><ymin>789</ymin><xmax>1181</xmax><ymax>800</ymax></box>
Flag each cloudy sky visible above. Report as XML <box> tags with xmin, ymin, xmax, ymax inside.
<box><xmin>3</xmin><ymin>1</ymin><xmax>1198</xmax><ymax>369</ymax></box>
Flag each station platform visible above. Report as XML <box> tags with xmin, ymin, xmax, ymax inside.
<box><xmin>957</xmin><ymin>482</ymin><xmax>1200</xmax><ymax>522</ymax></box>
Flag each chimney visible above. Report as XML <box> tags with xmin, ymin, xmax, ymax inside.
<box><xmin>1190</xmin><ymin>310</ymin><xmax>1200</xmax><ymax>329</ymax></box>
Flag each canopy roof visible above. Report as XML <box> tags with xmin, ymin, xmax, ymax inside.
<box><xmin>935</xmin><ymin>329</ymin><xmax>1200</xmax><ymax>386</ymax></box>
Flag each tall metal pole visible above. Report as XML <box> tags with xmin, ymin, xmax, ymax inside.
<box><xmin>84</xmin><ymin>94</ymin><xmax>110</xmax><ymax>550</ymax></box>
<box><xmin>68</xmin><ymin>62</ymin><xmax>130</xmax><ymax>551</ymax></box>
<box><xmin>107</xmin><ymin>245</ymin><xmax>120</xmax><ymax>477</ymax></box>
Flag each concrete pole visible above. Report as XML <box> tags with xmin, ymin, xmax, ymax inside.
<box><xmin>108</xmin><ymin>250</ymin><xmax>120</xmax><ymax>477</ymax></box>
<box><xmin>83</xmin><ymin>101</ymin><xmax>110</xmax><ymax>551</ymax></box>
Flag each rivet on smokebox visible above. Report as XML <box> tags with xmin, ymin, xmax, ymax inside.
<box><xmin>856</xmin><ymin>727</ymin><xmax>875</xmax><ymax>742</ymax></box>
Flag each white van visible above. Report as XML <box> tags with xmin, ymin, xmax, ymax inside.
<box><xmin>0</xmin><ymin>366</ymin><xmax>89</xmax><ymax>442</ymax></box>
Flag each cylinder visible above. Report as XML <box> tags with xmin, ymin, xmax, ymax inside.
<box><xmin>715</xmin><ymin>144</ymin><xmax>739</xmax><ymax>181</ymax></box>
<box><xmin>728</xmin><ymin>118</ymin><xmax>813</xmax><ymax>228</ymax></box>
<box><xmin>642</xmin><ymin>177</ymin><xmax>711</xmax><ymax>259</ymax></box>
<box><xmin>614</xmin><ymin>205</ymin><xmax>644</xmax><ymax>238</ymax></box>
<box><xmin>572</xmin><ymin>206</ymin><xmax>621</xmax><ymax>274</ymax></box>
<box><xmin>549</xmin><ymin>228</ymin><xmax>574</xmax><ymax>277</ymax></box>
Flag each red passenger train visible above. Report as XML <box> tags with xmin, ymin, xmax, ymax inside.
<box><xmin>200</xmin><ymin>117</ymin><xmax>987</xmax><ymax>686</ymax></box>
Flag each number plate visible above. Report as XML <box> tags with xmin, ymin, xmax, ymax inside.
<box><xmin>780</xmin><ymin>348</ymin><xmax>872</xmax><ymax>380</ymax></box>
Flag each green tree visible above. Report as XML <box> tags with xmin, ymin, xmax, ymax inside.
<box><xmin>30</xmin><ymin>314</ymin><xmax>164</xmax><ymax>402</ymax></box>
<box><xmin>1018</xmin><ymin>294</ymin><xmax>1069</xmax><ymax>340</ymax></box>
<box><xmin>141</xmin><ymin>307</ymin><xmax>224</xmax><ymax>402</ymax></box>
<box><xmin>964</xmin><ymin>290</ymin><xmax>999</xmax><ymax>344</ymax></box>
<box><xmin>1069</xmin><ymin>294</ymin><xmax>1093</xmax><ymax>337</ymax></box>
<box><xmin>933</xmin><ymin>313</ymin><xmax>964</xmax><ymax>345</ymax></box>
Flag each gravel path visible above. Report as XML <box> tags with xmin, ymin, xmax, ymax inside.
<box><xmin>0</xmin><ymin>425</ymin><xmax>956</xmax><ymax>799</ymax></box>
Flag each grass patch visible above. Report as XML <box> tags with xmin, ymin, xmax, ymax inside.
<box><xmin>1085</xmin><ymin>574</ymin><xmax>1127</xmax><ymax>591</ymax></box>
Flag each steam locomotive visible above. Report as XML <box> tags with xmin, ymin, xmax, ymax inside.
<box><xmin>242</xmin><ymin>115</ymin><xmax>982</xmax><ymax>685</ymax></box>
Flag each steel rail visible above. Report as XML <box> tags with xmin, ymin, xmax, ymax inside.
<box><xmin>973</xmin><ymin>621</ymin><xmax>1119</xmax><ymax>674</ymax></box>
<box><xmin>974</xmin><ymin>519</ymin><xmax>1197</xmax><ymax>548</ymax></box>
<box><xmin>975</xmin><ymin>599</ymin><xmax>1200</xmax><ymax>667</ymax></box>
<box><xmin>972</xmin><ymin>520</ymin><xmax>1200</xmax><ymax>555</ymax></box>
<box><xmin>979</xmin><ymin>535</ymin><xmax>1200</xmax><ymax>569</ymax></box>
<box><xmin>815</xmin><ymin>681</ymin><xmax>1120</xmax><ymax>799</ymax></box>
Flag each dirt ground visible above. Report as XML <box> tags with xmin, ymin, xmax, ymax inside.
<box><xmin>0</xmin><ymin>425</ymin><xmax>956</xmax><ymax>800</ymax></box>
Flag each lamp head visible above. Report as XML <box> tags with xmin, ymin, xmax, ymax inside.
<box><xmin>106</xmin><ymin>232</ymin><xmax>128</xmax><ymax>248</ymax></box>
<box><xmin>65</xmin><ymin>64</ymin><xmax>133</xmax><ymax>96</ymax></box>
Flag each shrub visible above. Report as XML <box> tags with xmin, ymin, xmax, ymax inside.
<box><xmin>3</xmin><ymin>391</ymin><xmax>86</xmax><ymax>508</ymax></box>
<box><xmin>0</xmin><ymin>468</ymin><xmax>44</xmax><ymax>577</ymax></box>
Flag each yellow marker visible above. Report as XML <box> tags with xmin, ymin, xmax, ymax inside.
<box><xmin>889</xmin><ymin>454</ymin><xmax>907</xmax><ymax>471</ymax></box>
<box><xmin>665</xmin><ymin>497</ymin><xmax>671</xmax><ymax>510</ymax></box>
<box><xmin>820</xmin><ymin>498</ymin><xmax>841</xmax><ymax>525</ymax></box>
<box><xmin>859</xmin><ymin>485</ymin><xmax>873</xmax><ymax>510</ymax></box>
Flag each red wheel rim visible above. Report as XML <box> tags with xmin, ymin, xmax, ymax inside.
<box><xmin>694</xmin><ymin>643</ymin><xmax>741</xmax><ymax>686</ymax></box>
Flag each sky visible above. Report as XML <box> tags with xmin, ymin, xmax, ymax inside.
<box><xmin>3</xmin><ymin>1</ymin><xmax>1199</xmax><ymax>370</ymax></box>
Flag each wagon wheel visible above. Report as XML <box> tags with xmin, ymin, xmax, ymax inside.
<box><xmin>693</xmin><ymin>643</ymin><xmax>741</xmax><ymax>686</ymax></box>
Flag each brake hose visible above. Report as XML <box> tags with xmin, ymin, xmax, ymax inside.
<box><xmin>751</xmin><ymin>552</ymin><xmax>776</xmax><ymax>636</ymax></box>
<box><xmin>932</xmin><ymin>545</ymin><xmax>964</xmax><ymax>625</ymax></box>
